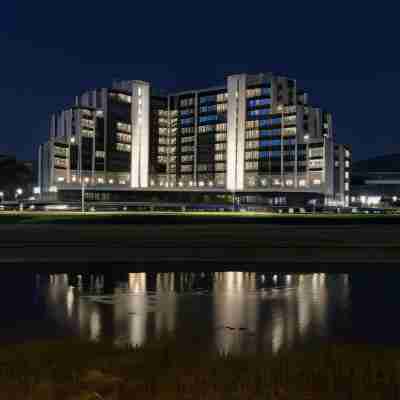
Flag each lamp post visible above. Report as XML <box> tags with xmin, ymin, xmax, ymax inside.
<box><xmin>81</xmin><ymin>177</ymin><xmax>89</xmax><ymax>213</ymax></box>
<box><xmin>15</xmin><ymin>188</ymin><xmax>23</xmax><ymax>211</ymax></box>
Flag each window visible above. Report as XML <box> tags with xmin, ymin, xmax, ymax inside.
<box><xmin>95</xmin><ymin>151</ymin><xmax>105</xmax><ymax>158</ymax></box>
<box><xmin>215</xmin><ymin>133</ymin><xmax>227</xmax><ymax>142</ymax></box>
<box><xmin>181</xmin><ymin>117</ymin><xmax>194</xmax><ymax>126</ymax></box>
<box><xmin>181</xmin><ymin>165</ymin><xmax>193</xmax><ymax>172</ymax></box>
<box><xmin>312</xmin><ymin>179</ymin><xmax>321</xmax><ymax>185</ymax></box>
<box><xmin>345</xmin><ymin>160</ymin><xmax>350</xmax><ymax>168</ymax></box>
<box><xmin>199</xmin><ymin>115</ymin><xmax>219</xmax><ymax>123</ymax></box>
<box><xmin>246</xmin><ymin>140</ymin><xmax>259</xmax><ymax>150</ymax></box>
<box><xmin>248</xmin><ymin>109</ymin><xmax>270</xmax><ymax>117</ymax></box>
<box><xmin>117</xmin><ymin>122</ymin><xmax>131</xmax><ymax>132</ymax></box>
<box><xmin>309</xmin><ymin>159</ymin><xmax>323</xmax><ymax>169</ymax></box>
<box><xmin>116</xmin><ymin>143</ymin><xmax>131</xmax><ymax>152</ymax></box>
<box><xmin>299</xmin><ymin>179</ymin><xmax>307</xmax><ymax>187</ymax></box>
<box><xmin>345</xmin><ymin>182</ymin><xmax>350</xmax><ymax>191</ymax></box>
<box><xmin>215</xmin><ymin>143</ymin><xmax>226</xmax><ymax>151</ymax></box>
<box><xmin>345</xmin><ymin>171</ymin><xmax>350</xmax><ymax>179</ymax></box>
<box><xmin>199</xmin><ymin>95</ymin><xmax>216</xmax><ymax>104</ymax></box>
<box><xmin>245</xmin><ymin>161</ymin><xmax>258</xmax><ymax>170</ymax></box>
<box><xmin>117</xmin><ymin>133</ymin><xmax>131</xmax><ymax>144</ymax></box>
<box><xmin>248</xmin><ymin>98</ymin><xmax>272</xmax><ymax>108</ymax></box>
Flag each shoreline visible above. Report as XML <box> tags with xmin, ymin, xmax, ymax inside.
<box><xmin>1</xmin><ymin>338</ymin><xmax>398</xmax><ymax>399</ymax></box>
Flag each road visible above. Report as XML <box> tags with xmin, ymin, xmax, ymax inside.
<box><xmin>0</xmin><ymin>222</ymin><xmax>399</xmax><ymax>271</ymax></box>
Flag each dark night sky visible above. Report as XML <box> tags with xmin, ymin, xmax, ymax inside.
<box><xmin>1</xmin><ymin>2</ymin><xmax>399</xmax><ymax>162</ymax></box>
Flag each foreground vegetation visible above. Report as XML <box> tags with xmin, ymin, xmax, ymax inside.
<box><xmin>1</xmin><ymin>210</ymin><xmax>400</xmax><ymax>225</ymax></box>
<box><xmin>1</xmin><ymin>338</ymin><xmax>399</xmax><ymax>399</ymax></box>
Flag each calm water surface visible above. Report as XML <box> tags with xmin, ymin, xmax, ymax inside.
<box><xmin>1</xmin><ymin>271</ymin><xmax>398</xmax><ymax>354</ymax></box>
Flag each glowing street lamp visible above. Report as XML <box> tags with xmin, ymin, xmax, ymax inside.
<box><xmin>0</xmin><ymin>191</ymin><xmax>4</xmax><ymax>202</ymax></box>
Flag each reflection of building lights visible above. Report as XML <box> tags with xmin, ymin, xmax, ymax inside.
<box><xmin>90</xmin><ymin>310</ymin><xmax>101</xmax><ymax>341</ymax></box>
<box><xmin>67</xmin><ymin>287</ymin><xmax>74</xmax><ymax>317</ymax></box>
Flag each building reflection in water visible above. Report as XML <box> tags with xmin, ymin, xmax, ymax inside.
<box><xmin>42</xmin><ymin>271</ymin><xmax>350</xmax><ymax>354</ymax></box>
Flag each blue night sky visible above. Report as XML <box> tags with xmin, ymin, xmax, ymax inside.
<box><xmin>1</xmin><ymin>1</ymin><xmax>399</xmax><ymax>161</ymax></box>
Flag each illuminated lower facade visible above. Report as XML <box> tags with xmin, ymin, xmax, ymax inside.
<box><xmin>38</xmin><ymin>73</ymin><xmax>350</xmax><ymax>206</ymax></box>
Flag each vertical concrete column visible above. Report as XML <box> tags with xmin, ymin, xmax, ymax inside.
<box><xmin>226</xmin><ymin>74</ymin><xmax>246</xmax><ymax>191</ymax></box>
<box><xmin>131</xmin><ymin>81</ymin><xmax>150</xmax><ymax>188</ymax></box>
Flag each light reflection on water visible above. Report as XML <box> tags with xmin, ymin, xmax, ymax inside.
<box><xmin>35</xmin><ymin>272</ymin><xmax>351</xmax><ymax>354</ymax></box>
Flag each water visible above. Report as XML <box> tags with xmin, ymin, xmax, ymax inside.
<box><xmin>1</xmin><ymin>271</ymin><xmax>399</xmax><ymax>354</ymax></box>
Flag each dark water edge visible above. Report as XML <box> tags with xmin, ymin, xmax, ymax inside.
<box><xmin>0</xmin><ymin>262</ymin><xmax>398</xmax><ymax>273</ymax></box>
<box><xmin>2</xmin><ymin>270</ymin><xmax>400</xmax><ymax>355</ymax></box>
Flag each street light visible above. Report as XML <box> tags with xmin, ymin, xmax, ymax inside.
<box><xmin>81</xmin><ymin>177</ymin><xmax>90</xmax><ymax>213</ymax></box>
<box><xmin>15</xmin><ymin>188</ymin><xmax>23</xmax><ymax>212</ymax></box>
<box><xmin>0</xmin><ymin>191</ymin><xmax>4</xmax><ymax>203</ymax></box>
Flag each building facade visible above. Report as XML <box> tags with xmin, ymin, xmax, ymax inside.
<box><xmin>38</xmin><ymin>73</ymin><xmax>349</xmax><ymax>207</ymax></box>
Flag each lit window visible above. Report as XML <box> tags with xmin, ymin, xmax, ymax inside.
<box><xmin>199</xmin><ymin>181</ymin><xmax>204</xmax><ymax>187</ymax></box>
<box><xmin>119</xmin><ymin>180</ymin><xmax>126</xmax><ymax>185</ymax></box>
<box><xmin>286</xmin><ymin>179</ymin><xmax>293</xmax><ymax>186</ymax></box>
<box><xmin>345</xmin><ymin>182</ymin><xmax>349</xmax><ymax>191</ymax></box>
<box><xmin>138</xmin><ymin>87</ymin><xmax>142</xmax><ymax>96</ymax></box>
<box><xmin>273</xmin><ymin>179</ymin><xmax>280</xmax><ymax>185</ymax></box>
<box><xmin>345</xmin><ymin>161</ymin><xmax>350</xmax><ymax>168</ymax></box>
<box><xmin>109</xmin><ymin>179</ymin><xmax>114</xmax><ymax>184</ymax></box>
<box><xmin>261</xmin><ymin>179</ymin><xmax>267</xmax><ymax>186</ymax></box>
<box><xmin>312</xmin><ymin>179</ymin><xmax>321</xmax><ymax>185</ymax></box>
<box><xmin>345</xmin><ymin>171</ymin><xmax>349</xmax><ymax>179</ymax></box>
<box><xmin>57</xmin><ymin>177</ymin><xmax>65</xmax><ymax>182</ymax></box>
<box><xmin>72</xmin><ymin>176</ymin><xmax>76</xmax><ymax>182</ymax></box>
<box><xmin>98</xmin><ymin>178</ymin><xmax>104</xmax><ymax>184</ymax></box>
<box><xmin>299</xmin><ymin>179</ymin><xmax>306</xmax><ymax>187</ymax></box>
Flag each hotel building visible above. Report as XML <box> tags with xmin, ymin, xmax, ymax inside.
<box><xmin>38</xmin><ymin>73</ymin><xmax>350</xmax><ymax>207</ymax></box>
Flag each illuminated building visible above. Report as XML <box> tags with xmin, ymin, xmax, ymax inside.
<box><xmin>38</xmin><ymin>73</ymin><xmax>349</xmax><ymax>206</ymax></box>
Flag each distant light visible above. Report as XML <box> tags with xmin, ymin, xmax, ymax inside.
<box><xmin>72</xmin><ymin>176</ymin><xmax>77</xmax><ymax>182</ymax></box>
<box><xmin>150</xmin><ymin>180</ymin><xmax>155</xmax><ymax>186</ymax></box>
<box><xmin>49</xmin><ymin>186</ymin><xmax>58</xmax><ymax>193</ymax></box>
<box><xmin>304</xmin><ymin>134</ymin><xmax>310</xmax><ymax>140</ymax></box>
<box><xmin>57</xmin><ymin>177</ymin><xmax>65</xmax><ymax>182</ymax></box>
<box><xmin>393</xmin><ymin>196</ymin><xmax>398</xmax><ymax>202</ymax></box>
<box><xmin>179</xmin><ymin>182</ymin><xmax>183</xmax><ymax>187</ymax></box>
<box><xmin>98</xmin><ymin>178</ymin><xmax>104</xmax><ymax>184</ymax></box>
<box><xmin>33</xmin><ymin>187</ymin><xmax>41</xmax><ymax>195</ymax></box>
<box><xmin>70</xmin><ymin>136</ymin><xmax>76</xmax><ymax>144</ymax></box>
<box><xmin>16</xmin><ymin>188</ymin><xmax>23</xmax><ymax>195</ymax></box>
<box><xmin>189</xmin><ymin>181</ymin><xmax>193</xmax><ymax>187</ymax></box>
<box><xmin>109</xmin><ymin>179</ymin><xmax>114</xmax><ymax>184</ymax></box>
<box><xmin>84</xmin><ymin>177</ymin><xmax>90</xmax><ymax>183</ymax></box>
<box><xmin>119</xmin><ymin>180</ymin><xmax>126</xmax><ymax>185</ymax></box>
<box><xmin>0</xmin><ymin>191</ymin><xmax>4</xmax><ymax>197</ymax></box>
<box><xmin>261</xmin><ymin>179</ymin><xmax>267</xmax><ymax>186</ymax></box>
<box><xmin>208</xmin><ymin>181</ymin><xmax>214</xmax><ymax>187</ymax></box>
<box><xmin>199</xmin><ymin>181</ymin><xmax>204</xmax><ymax>187</ymax></box>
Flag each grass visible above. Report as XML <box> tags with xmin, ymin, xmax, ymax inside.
<box><xmin>0</xmin><ymin>338</ymin><xmax>400</xmax><ymax>399</ymax></box>
<box><xmin>1</xmin><ymin>210</ymin><xmax>400</xmax><ymax>225</ymax></box>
